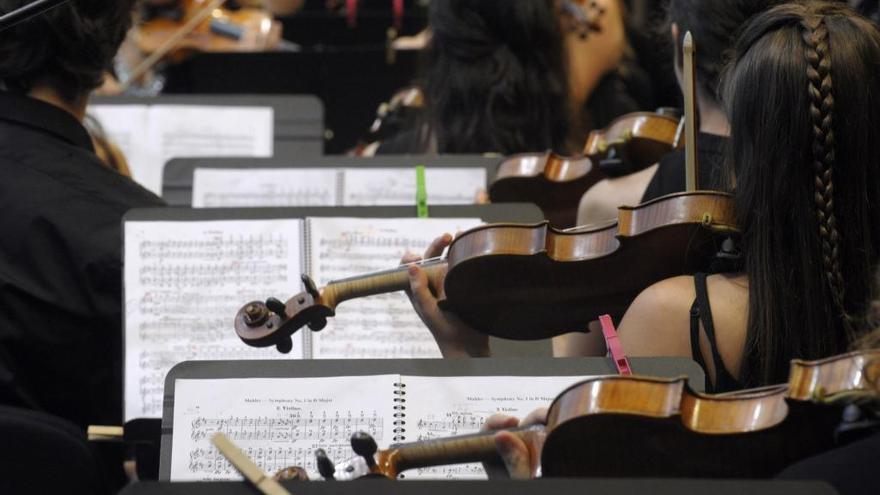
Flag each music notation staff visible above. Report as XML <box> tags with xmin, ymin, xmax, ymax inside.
<box><xmin>189</xmin><ymin>414</ymin><xmax>385</xmax><ymax>442</ymax></box>
<box><xmin>124</xmin><ymin>220</ymin><xmax>305</xmax><ymax>420</ymax></box>
<box><xmin>170</xmin><ymin>376</ymin><xmax>398</xmax><ymax>481</ymax></box>
<box><xmin>189</xmin><ymin>444</ymin><xmax>353</xmax><ymax>478</ymax></box>
<box><xmin>306</xmin><ymin>217</ymin><xmax>482</xmax><ymax>359</ymax></box>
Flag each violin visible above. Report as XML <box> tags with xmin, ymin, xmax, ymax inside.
<box><xmin>235</xmin><ymin>34</ymin><xmax>731</xmax><ymax>348</ymax></box>
<box><xmin>121</xmin><ymin>0</ymin><xmax>289</xmax><ymax>91</ymax></box>
<box><xmin>235</xmin><ymin>190</ymin><xmax>735</xmax><ymax>348</ymax></box>
<box><xmin>584</xmin><ymin>108</ymin><xmax>684</xmax><ymax>176</ymax></box>
<box><xmin>488</xmin><ymin>110</ymin><xmax>683</xmax><ymax>228</ymax></box>
<box><xmin>350</xmin><ymin>86</ymin><xmax>425</xmax><ymax>157</ymax></box>
<box><xmin>297</xmin><ymin>350</ymin><xmax>880</xmax><ymax>480</ymax></box>
<box><xmin>135</xmin><ymin>0</ymin><xmax>282</xmax><ymax>59</ymax></box>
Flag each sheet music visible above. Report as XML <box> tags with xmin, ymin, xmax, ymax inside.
<box><xmin>192</xmin><ymin>168</ymin><xmax>339</xmax><ymax>207</ymax></box>
<box><xmin>342</xmin><ymin>168</ymin><xmax>487</xmax><ymax>206</ymax></box>
<box><xmin>400</xmin><ymin>375</ymin><xmax>593</xmax><ymax>480</ymax></box>
<box><xmin>189</xmin><ymin>167</ymin><xmax>487</xmax><ymax>208</ymax></box>
<box><xmin>124</xmin><ymin>220</ymin><xmax>304</xmax><ymax>420</ymax></box>
<box><xmin>90</xmin><ymin>104</ymin><xmax>273</xmax><ymax>195</ymax></box>
<box><xmin>88</xmin><ymin>103</ymin><xmax>151</xmax><ymax>181</ymax></box>
<box><xmin>170</xmin><ymin>375</ymin><xmax>398</xmax><ymax>481</ymax></box>
<box><xmin>307</xmin><ymin>217</ymin><xmax>482</xmax><ymax>359</ymax></box>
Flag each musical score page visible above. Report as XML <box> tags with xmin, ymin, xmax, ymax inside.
<box><xmin>399</xmin><ymin>375</ymin><xmax>594</xmax><ymax>479</ymax></box>
<box><xmin>189</xmin><ymin>167</ymin><xmax>487</xmax><ymax>208</ymax></box>
<box><xmin>342</xmin><ymin>168</ymin><xmax>487</xmax><ymax>206</ymax></box>
<box><xmin>90</xmin><ymin>105</ymin><xmax>273</xmax><ymax>195</ymax></box>
<box><xmin>306</xmin><ymin>217</ymin><xmax>482</xmax><ymax>359</ymax></box>
<box><xmin>88</xmin><ymin>104</ymin><xmax>151</xmax><ymax>183</ymax></box>
<box><xmin>124</xmin><ymin>220</ymin><xmax>305</xmax><ymax>420</ymax></box>
<box><xmin>170</xmin><ymin>376</ymin><xmax>398</xmax><ymax>481</ymax></box>
<box><xmin>192</xmin><ymin>168</ymin><xmax>339</xmax><ymax>208</ymax></box>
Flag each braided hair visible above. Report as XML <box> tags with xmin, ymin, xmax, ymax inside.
<box><xmin>722</xmin><ymin>1</ymin><xmax>880</xmax><ymax>386</ymax></box>
<box><xmin>801</xmin><ymin>15</ymin><xmax>854</xmax><ymax>336</ymax></box>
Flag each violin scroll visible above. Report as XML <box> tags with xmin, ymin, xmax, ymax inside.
<box><xmin>234</xmin><ymin>275</ymin><xmax>334</xmax><ymax>353</ymax></box>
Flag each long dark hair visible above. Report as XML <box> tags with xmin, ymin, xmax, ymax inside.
<box><xmin>723</xmin><ymin>1</ymin><xmax>880</xmax><ymax>386</ymax></box>
<box><xmin>419</xmin><ymin>0</ymin><xmax>570</xmax><ymax>154</ymax></box>
<box><xmin>666</xmin><ymin>0</ymin><xmax>785</xmax><ymax>102</ymax></box>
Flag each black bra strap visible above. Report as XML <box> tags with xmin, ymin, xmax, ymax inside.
<box><xmin>690</xmin><ymin>273</ymin><xmax>732</xmax><ymax>389</ymax></box>
<box><xmin>689</xmin><ymin>300</ymin><xmax>708</xmax><ymax>374</ymax></box>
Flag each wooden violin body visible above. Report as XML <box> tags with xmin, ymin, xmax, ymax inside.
<box><xmin>488</xmin><ymin>153</ymin><xmax>598</xmax><ymax>228</ymax></box>
<box><xmin>584</xmin><ymin>110</ymin><xmax>684</xmax><ymax>176</ymax></box>
<box><xmin>489</xmin><ymin>111</ymin><xmax>683</xmax><ymax>228</ymax></box>
<box><xmin>544</xmin><ymin>350</ymin><xmax>880</xmax><ymax>478</ymax></box>
<box><xmin>135</xmin><ymin>0</ymin><xmax>282</xmax><ymax>61</ymax></box>
<box><xmin>319</xmin><ymin>351</ymin><xmax>880</xmax><ymax>480</ymax></box>
<box><xmin>441</xmin><ymin>191</ymin><xmax>735</xmax><ymax>339</ymax></box>
<box><xmin>235</xmin><ymin>190</ymin><xmax>736</xmax><ymax>349</ymax></box>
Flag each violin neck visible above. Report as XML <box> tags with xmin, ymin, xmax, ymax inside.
<box><xmin>378</xmin><ymin>425</ymin><xmax>544</xmax><ymax>478</ymax></box>
<box><xmin>322</xmin><ymin>258</ymin><xmax>447</xmax><ymax>308</ymax></box>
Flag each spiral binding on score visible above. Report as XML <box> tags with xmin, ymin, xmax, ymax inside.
<box><xmin>393</xmin><ymin>382</ymin><xmax>407</xmax><ymax>442</ymax></box>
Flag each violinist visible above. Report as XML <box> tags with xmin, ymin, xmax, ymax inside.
<box><xmin>0</xmin><ymin>0</ymin><xmax>163</xmax><ymax>484</ymax></box>
<box><xmin>575</xmin><ymin>0</ymin><xmax>783</xmax><ymax>229</ymax></box>
<box><xmin>406</xmin><ymin>0</ymin><xmax>880</xmax><ymax>391</ymax></box>
<box><xmin>558</xmin><ymin>0</ymin><xmax>784</xmax><ymax>356</ymax></box>
<box><xmin>375</xmin><ymin>0</ymin><xmax>640</xmax><ymax>155</ymax></box>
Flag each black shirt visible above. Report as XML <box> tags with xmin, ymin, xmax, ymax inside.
<box><xmin>0</xmin><ymin>92</ymin><xmax>165</xmax><ymax>428</ymax></box>
<box><xmin>642</xmin><ymin>132</ymin><xmax>729</xmax><ymax>202</ymax></box>
<box><xmin>777</xmin><ymin>432</ymin><xmax>880</xmax><ymax>495</ymax></box>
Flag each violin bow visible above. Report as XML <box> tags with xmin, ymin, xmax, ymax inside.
<box><xmin>683</xmin><ymin>31</ymin><xmax>699</xmax><ymax>192</ymax></box>
<box><xmin>212</xmin><ymin>432</ymin><xmax>293</xmax><ymax>495</ymax></box>
<box><xmin>121</xmin><ymin>0</ymin><xmax>227</xmax><ymax>91</ymax></box>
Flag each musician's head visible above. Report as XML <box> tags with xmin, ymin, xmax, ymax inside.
<box><xmin>722</xmin><ymin>1</ymin><xmax>880</xmax><ymax>385</ymax></box>
<box><xmin>0</xmin><ymin>0</ymin><xmax>135</xmax><ymax>104</ymax></box>
<box><xmin>666</xmin><ymin>0</ymin><xmax>785</xmax><ymax>104</ymax></box>
<box><xmin>421</xmin><ymin>0</ymin><xmax>569</xmax><ymax>154</ymax></box>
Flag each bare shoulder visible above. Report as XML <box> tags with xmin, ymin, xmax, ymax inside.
<box><xmin>576</xmin><ymin>164</ymin><xmax>659</xmax><ymax>225</ymax></box>
<box><xmin>616</xmin><ymin>273</ymin><xmax>750</xmax><ymax>375</ymax></box>
<box><xmin>616</xmin><ymin>275</ymin><xmax>698</xmax><ymax>356</ymax></box>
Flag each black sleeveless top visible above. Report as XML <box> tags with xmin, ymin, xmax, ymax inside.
<box><xmin>642</xmin><ymin>133</ymin><xmax>729</xmax><ymax>202</ymax></box>
<box><xmin>690</xmin><ymin>273</ymin><xmax>743</xmax><ymax>393</ymax></box>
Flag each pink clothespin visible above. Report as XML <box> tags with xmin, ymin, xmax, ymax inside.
<box><xmin>346</xmin><ymin>0</ymin><xmax>358</xmax><ymax>27</ymax></box>
<box><xmin>599</xmin><ymin>314</ymin><xmax>632</xmax><ymax>375</ymax></box>
<box><xmin>393</xmin><ymin>0</ymin><xmax>404</xmax><ymax>30</ymax></box>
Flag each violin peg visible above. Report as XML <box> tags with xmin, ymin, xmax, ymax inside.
<box><xmin>265</xmin><ymin>297</ymin><xmax>287</xmax><ymax>318</ymax></box>
<box><xmin>350</xmin><ymin>431</ymin><xmax>378</xmax><ymax>468</ymax></box>
<box><xmin>315</xmin><ymin>449</ymin><xmax>336</xmax><ymax>480</ymax></box>
<box><xmin>308</xmin><ymin>317</ymin><xmax>327</xmax><ymax>332</ymax></box>
<box><xmin>302</xmin><ymin>274</ymin><xmax>321</xmax><ymax>299</ymax></box>
<box><xmin>275</xmin><ymin>336</ymin><xmax>293</xmax><ymax>354</ymax></box>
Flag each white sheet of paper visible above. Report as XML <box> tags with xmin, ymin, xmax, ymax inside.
<box><xmin>145</xmin><ymin>106</ymin><xmax>274</xmax><ymax>195</ymax></box>
<box><xmin>123</xmin><ymin>219</ymin><xmax>304</xmax><ymax>420</ymax></box>
<box><xmin>89</xmin><ymin>105</ymin><xmax>274</xmax><ymax>195</ymax></box>
<box><xmin>170</xmin><ymin>375</ymin><xmax>398</xmax><ymax>481</ymax></box>
<box><xmin>307</xmin><ymin>217</ymin><xmax>482</xmax><ymax>359</ymax></box>
<box><xmin>192</xmin><ymin>168</ymin><xmax>339</xmax><ymax>208</ymax></box>
<box><xmin>342</xmin><ymin>168</ymin><xmax>486</xmax><ymax>206</ymax></box>
<box><xmin>400</xmin><ymin>375</ymin><xmax>593</xmax><ymax>479</ymax></box>
<box><xmin>88</xmin><ymin>104</ymin><xmax>152</xmax><ymax>181</ymax></box>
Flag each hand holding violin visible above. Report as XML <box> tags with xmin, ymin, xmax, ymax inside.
<box><xmin>403</xmin><ymin>234</ymin><xmax>490</xmax><ymax>358</ymax></box>
<box><xmin>482</xmin><ymin>408</ymin><xmax>548</xmax><ymax>480</ymax></box>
